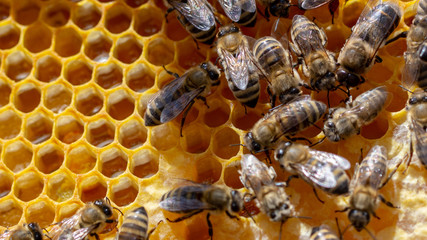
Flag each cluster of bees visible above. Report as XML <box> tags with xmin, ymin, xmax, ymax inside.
<box><xmin>2</xmin><ymin>0</ymin><xmax>427</xmax><ymax>239</ymax></box>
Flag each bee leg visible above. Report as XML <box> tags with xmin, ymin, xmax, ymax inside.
<box><xmin>312</xmin><ymin>187</ymin><xmax>325</xmax><ymax>204</ymax></box>
<box><xmin>328</xmin><ymin>0</ymin><xmax>339</xmax><ymax>25</ymax></box>
<box><xmin>162</xmin><ymin>65</ymin><xmax>180</xmax><ymax>78</ymax></box>
<box><xmin>197</xmin><ymin>96</ymin><xmax>210</xmax><ymax>108</ymax></box>
<box><xmin>378</xmin><ymin>195</ymin><xmax>399</xmax><ymax>209</ymax></box>
<box><xmin>264</xmin><ymin>7</ymin><xmax>270</xmax><ymax>22</ymax></box>
<box><xmin>180</xmin><ymin>100</ymin><xmax>196</xmax><ymax>137</ymax></box>
<box><xmin>264</xmin><ymin>150</ymin><xmax>272</xmax><ymax>164</ymax></box>
<box><xmin>375</xmin><ymin>56</ymin><xmax>382</xmax><ymax>63</ymax></box>
<box><xmin>267</xmin><ymin>86</ymin><xmax>276</xmax><ymax>108</ymax></box>
<box><xmin>385</xmin><ymin>31</ymin><xmax>408</xmax><ymax>45</ymax></box>
<box><xmin>244</xmin><ymin>105</ymin><xmax>247</xmax><ymax>114</ymax></box>
<box><xmin>164</xmin><ymin>8</ymin><xmax>174</xmax><ymax>23</ymax></box>
<box><xmin>90</xmin><ymin>233</ymin><xmax>100</xmax><ymax>240</ymax></box>
<box><xmin>207</xmin><ymin>213</ymin><xmax>213</xmax><ymax>240</ymax></box>
<box><xmin>285</xmin><ymin>175</ymin><xmax>299</xmax><ymax>186</ymax></box>
<box><xmin>380</xmin><ymin>156</ymin><xmax>403</xmax><ymax>189</ymax></box>
<box><xmin>225</xmin><ymin>210</ymin><xmax>239</xmax><ymax>220</ymax></box>
<box><xmin>335</xmin><ymin>207</ymin><xmax>350</xmax><ymax>213</ymax></box>
<box><xmin>192</xmin><ymin>37</ymin><xmax>200</xmax><ymax>50</ymax></box>
<box><xmin>285</xmin><ymin>136</ymin><xmax>312</xmax><ymax>145</ymax></box>
<box><xmin>166</xmin><ymin>209</ymin><xmax>204</xmax><ymax>222</ymax></box>
<box><xmin>147</xmin><ymin>220</ymin><xmax>164</xmax><ymax>240</ymax></box>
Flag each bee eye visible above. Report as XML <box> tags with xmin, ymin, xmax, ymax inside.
<box><xmin>270</xmin><ymin>212</ymin><xmax>276</xmax><ymax>219</ymax></box>
<box><xmin>208</xmin><ymin>71</ymin><xmax>219</xmax><ymax>80</ymax></box>
<box><xmin>423</xmin><ymin>95</ymin><xmax>427</xmax><ymax>102</ymax></box>
<box><xmin>200</xmin><ymin>62</ymin><xmax>208</xmax><ymax>70</ymax></box>
<box><xmin>325</xmin><ymin>72</ymin><xmax>335</xmax><ymax>78</ymax></box>
<box><xmin>326</xmin><ymin>121</ymin><xmax>335</xmax><ymax>129</ymax></box>
<box><xmin>282</xmin><ymin>204</ymin><xmax>289</xmax><ymax>210</ymax></box>
<box><xmin>275</xmin><ymin>149</ymin><xmax>284</xmax><ymax>159</ymax></box>
<box><xmin>103</xmin><ymin>206</ymin><xmax>112</xmax><ymax>217</ymax></box>
<box><xmin>409</xmin><ymin>97</ymin><xmax>417</xmax><ymax>105</ymax></box>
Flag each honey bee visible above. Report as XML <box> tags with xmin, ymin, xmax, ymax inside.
<box><xmin>337</xmin><ymin>145</ymin><xmax>399</xmax><ymax>239</ymax></box>
<box><xmin>243</xmin><ymin>96</ymin><xmax>327</xmax><ymax>153</ymax></box>
<box><xmin>310</xmin><ymin>224</ymin><xmax>340</xmax><ymax>240</ymax></box>
<box><xmin>256</xmin><ymin>0</ymin><xmax>291</xmax><ymax>20</ymax></box>
<box><xmin>165</xmin><ymin>0</ymin><xmax>218</xmax><ymax>45</ymax></box>
<box><xmin>118</xmin><ymin>207</ymin><xmax>159</xmax><ymax>240</ymax></box>
<box><xmin>159</xmin><ymin>183</ymin><xmax>243</xmax><ymax>239</ymax></box>
<box><xmin>253</xmin><ymin>33</ymin><xmax>303</xmax><ymax>106</ymax></box>
<box><xmin>144</xmin><ymin>62</ymin><xmax>220</xmax><ymax>136</ymax></box>
<box><xmin>0</xmin><ymin>223</ymin><xmax>43</xmax><ymax>240</ymax></box>
<box><xmin>290</xmin><ymin>15</ymin><xmax>337</xmax><ymax>92</ymax></box>
<box><xmin>274</xmin><ymin>142</ymin><xmax>351</xmax><ymax>198</ymax></box>
<box><xmin>336</xmin><ymin>0</ymin><xmax>401</xmax><ymax>89</ymax></box>
<box><xmin>48</xmin><ymin>198</ymin><xmax>117</xmax><ymax>240</ymax></box>
<box><xmin>298</xmin><ymin>0</ymin><xmax>339</xmax><ymax>23</ymax></box>
<box><xmin>323</xmin><ymin>86</ymin><xmax>389</xmax><ymax>142</ymax></box>
<box><xmin>218</xmin><ymin>0</ymin><xmax>257</xmax><ymax>27</ymax></box>
<box><xmin>217</xmin><ymin>24</ymin><xmax>262</xmax><ymax>108</ymax></box>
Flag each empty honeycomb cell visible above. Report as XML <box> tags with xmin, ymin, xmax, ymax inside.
<box><xmin>203</xmin><ymin>100</ymin><xmax>230</xmax><ymax>128</ymax></box>
<box><xmin>46</xmin><ymin>172</ymin><xmax>75</xmax><ymax>202</ymax></box>
<box><xmin>223</xmin><ymin>162</ymin><xmax>244</xmax><ymax>189</ymax></box>
<box><xmin>35</xmin><ymin>143</ymin><xmax>64</xmax><ymax>174</ymax></box>
<box><xmin>231</xmin><ymin>106</ymin><xmax>262</xmax><ymax>130</ymax></box>
<box><xmin>5</xmin><ymin>51</ymin><xmax>33</xmax><ymax>81</ymax></box>
<box><xmin>361</xmin><ymin>113</ymin><xmax>389</xmax><ymax>140</ymax></box>
<box><xmin>66</xmin><ymin>144</ymin><xmax>96</xmax><ymax>174</ymax></box>
<box><xmin>78</xmin><ymin>174</ymin><xmax>108</xmax><ymax>203</ymax></box>
<box><xmin>366</xmin><ymin>63</ymin><xmax>393</xmax><ymax>84</ymax></box>
<box><xmin>176</xmin><ymin>39</ymin><xmax>206</xmax><ymax>69</ymax></box>
<box><xmin>0</xmin><ymin>109</ymin><xmax>22</xmax><ymax>139</ymax></box>
<box><xmin>13</xmin><ymin>82</ymin><xmax>41</xmax><ymax>113</ymax></box>
<box><xmin>44</xmin><ymin>83</ymin><xmax>72</xmax><ymax>113</ymax></box>
<box><xmin>325</xmin><ymin>25</ymin><xmax>350</xmax><ymax>53</ymax></box>
<box><xmin>113</xmin><ymin>35</ymin><xmax>143</xmax><ymax>64</ymax></box>
<box><xmin>86</xmin><ymin>118</ymin><xmax>115</xmax><ymax>148</ymax></box>
<box><xmin>35</xmin><ymin>55</ymin><xmax>62</xmax><ymax>83</ymax></box>
<box><xmin>0</xmin><ymin>24</ymin><xmax>20</xmax><ymax>49</ymax></box>
<box><xmin>125</xmin><ymin>0</ymin><xmax>148</xmax><ymax>7</ymax></box>
<box><xmin>212</xmin><ymin>127</ymin><xmax>240</xmax><ymax>159</ymax></box>
<box><xmin>110</xmin><ymin>176</ymin><xmax>138</xmax><ymax>206</ymax></box>
<box><xmin>106</xmin><ymin>89</ymin><xmax>135</xmax><ymax>120</ymax></box>
<box><xmin>150</xmin><ymin>124</ymin><xmax>180</xmax><ymax>151</ymax></box>
<box><xmin>64</xmin><ymin>59</ymin><xmax>93</xmax><ymax>85</ymax></box>
<box><xmin>126</xmin><ymin>63</ymin><xmax>155</xmax><ymax>92</ymax></box>
<box><xmin>3</xmin><ymin>140</ymin><xmax>33</xmax><ymax>173</ymax></box>
<box><xmin>104</xmin><ymin>3</ymin><xmax>132</xmax><ymax>34</ymax></box>
<box><xmin>164</xmin><ymin>12</ymin><xmax>188</xmax><ymax>41</ymax></box>
<box><xmin>14</xmin><ymin>171</ymin><xmax>44</xmax><ymax>202</ymax></box>
<box><xmin>25</xmin><ymin>200</ymin><xmax>55</xmax><ymax>228</ymax></box>
<box><xmin>181</xmin><ymin>123</ymin><xmax>211</xmax><ymax>154</ymax></box>
<box><xmin>0</xmin><ymin>170</ymin><xmax>13</xmax><ymax>198</ymax></box>
<box><xmin>386</xmin><ymin>84</ymin><xmax>408</xmax><ymax>112</ymax></box>
<box><xmin>54</xmin><ymin>27</ymin><xmax>82</xmax><ymax>57</ymax></box>
<box><xmin>118</xmin><ymin>118</ymin><xmax>147</xmax><ymax>149</ymax></box>
<box><xmin>145</xmin><ymin>37</ymin><xmax>174</xmax><ymax>66</ymax></box>
<box><xmin>134</xmin><ymin>6</ymin><xmax>163</xmax><ymax>37</ymax></box>
<box><xmin>130</xmin><ymin>148</ymin><xmax>159</xmax><ymax>178</ymax></box>
<box><xmin>55</xmin><ymin>115</ymin><xmax>84</xmax><ymax>144</ymax></box>
<box><xmin>221</xmin><ymin>83</ymin><xmax>236</xmax><ymax>101</ymax></box>
<box><xmin>72</xmin><ymin>1</ymin><xmax>101</xmax><ymax>30</ymax></box>
<box><xmin>0</xmin><ymin>199</ymin><xmax>22</xmax><ymax>227</ymax></box>
<box><xmin>385</xmin><ymin>37</ymin><xmax>407</xmax><ymax>57</ymax></box>
<box><xmin>75</xmin><ymin>86</ymin><xmax>104</xmax><ymax>116</ymax></box>
<box><xmin>12</xmin><ymin>0</ymin><xmax>40</xmax><ymax>25</ymax></box>
<box><xmin>342</xmin><ymin>0</ymin><xmax>364</xmax><ymax>28</ymax></box>
<box><xmin>95</xmin><ymin>63</ymin><xmax>122</xmax><ymax>89</ymax></box>
<box><xmin>23</xmin><ymin>22</ymin><xmax>52</xmax><ymax>53</ymax></box>
<box><xmin>0</xmin><ymin>0</ymin><xmax>9</xmax><ymax>20</ymax></box>
<box><xmin>42</xmin><ymin>2</ymin><xmax>70</xmax><ymax>27</ymax></box>
<box><xmin>99</xmin><ymin>147</ymin><xmax>128</xmax><ymax>178</ymax></box>
<box><xmin>0</xmin><ymin>79</ymin><xmax>11</xmax><ymax>107</ymax></box>
<box><xmin>57</xmin><ymin>202</ymin><xmax>83</xmax><ymax>222</ymax></box>
<box><xmin>194</xmin><ymin>156</ymin><xmax>222</xmax><ymax>183</ymax></box>
<box><xmin>84</xmin><ymin>31</ymin><xmax>113</xmax><ymax>62</ymax></box>
<box><xmin>24</xmin><ymin>112</ymin><xmax>53</xmax><ymax>144</ymax></box>
<box><xmin>404</xmin><ymin>1</ymin><xmax>417</xmax><ymax>26</ymax></box>
<box><xmin>137</xmin><ymin>93</ymin><xmax>151</xmax><ymax>118</ymax></box>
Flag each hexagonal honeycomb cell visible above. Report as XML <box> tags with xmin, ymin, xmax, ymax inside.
<box><xmin>0</xmin><ymin>1</ymin><xmax>424</xmax><ymax>239</ymax></box>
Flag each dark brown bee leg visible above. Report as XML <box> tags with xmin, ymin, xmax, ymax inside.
<box><xmin>225</xmin><ymin>211</ymin><xmax>239</xmax><ymax>220</ymax></box>
<box><xmin>192</xmin><ymin>38</ymin><xmax>200</xmax><ymax>50</ymax></box>
<box><xmin>207</xmin><ymin>213</ymin><xmax>213</xmax><ymax>240</ymax></box>
<box><xmin>328</xmin><ymin>0</ymin><xmax>339</xmax><ymax>24</ymax></box>
<box><xmin>375</xmin><ymin>55</ymin><xmax>382</xmax><ymax>63</ymax></box>
<box><xmin>162</xmin><ymin>65</ymin><xmax>180</xmax><ymax>78</ymax></box>
<box><xmin>285</xmin><ymin>175</ymin><xmax>299</xmax><ymax>186</ymax></box>
<box><xmin>267</xmin><ymin>86</ymin><xmax>276</xmax><ymax>108</ymax></box>
<box><xmin>285</xmin><ymin>136</ymin><xmax>312</xmax><ymax>145</ymax></box>
<box><xmin>335</xmin><ymin>207</ymin><xmax>350</xmax><ymax>213</ymax></box>
<box><xmin>264</xmin><ymin>7</ymin><xmax>270</xmax><ymax>22</ymax></box>
<box><xmin>180</xmin><ymin>100</ymin><xmax>196</xmax><ymax>137</ymax></box>
<box><xmin>380</xmin><ymin>156</ymin><xmax>403</xmax><ymax>189</ymax></box>
<box><xmin>147</xmin><ymin>220</ymin><xmax>164</xmax><ymax>240</ymax></box>
<box><xmin>312</xmin><ymin>187</ymin><xmax>325</xmax><ymax>204</ymax></box>
<box><xmin>197</xmin><ymin>96</ymin><xmax>210</xmax><ymax>108</ymax></box>
<box><xmin>90</xmin><ymin>233</ymin><xmax>100</xmax><ymax>240</ymax></box>
<box><xmin>385</xmin><ymin>31</ymin><xmax>408</xmax><ymax>45</ymax></box>
<box><xmin>379</xmin><ymin>195</ymin><xmax>399</xmax><ymax>209</ymax></box>
<box><xmin>164</xmin><ymin>8</ymin><xmax>174</xmax><ymax>23</ymax></box>
<box><xmin>166</xmin><ymin>209</ymin><xmax>204</xmax><ymax>222</ymax></box>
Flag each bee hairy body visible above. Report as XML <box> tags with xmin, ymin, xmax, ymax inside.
<box><xmin>118</xmin><ymin>207</ymin><xmax>149</xmax><ymax>240</ymax></box>
<box><xmin>310</xmin><ymin>225</ymin><xmax>339</xmax><ymax>240</ymax></box>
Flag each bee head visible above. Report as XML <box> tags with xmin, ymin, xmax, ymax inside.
<box><xmin>27</xmin><ymin>222</ymin><xmax>42</xmax><ymax>240</ymax></box>
<box><xmin>323</xmin><ymin>120</ymin><xmax>341</xmax><ymax>142</ymax></box>
<box><xmin>269</xmin><ymin>0</ymin><xmax>290</xmax><ymax>18</ymax></box>
<box><xmin>336</xmin><ymin>69</ymin><xmax>361</xmax><ymax>87</ymax></box>
<box><xmin>217</xmin><ymin>24</ymin><xmax>239</xmax><ymax>38</ymax></box>
<box><xmin>348</xmin><ymin>209</ymin><xmax>370</xmax><ymax>232</ymax></box>
<box><xmin>274</xmin><ymin>142</ymin><xmax>292</xmax><ymax>162</ymax></box>
<box><xmin>243</xmin><ymin>132</ymin><xmax>262</xmax><ymax>153</ymax></box>
<box><xmin>94</xmin><ymin>199</ymin><xmax>113</xmax><ymax>217</ymax></box>
<box><xmin>201</xmin><ymin>62</ymin><xmax>221</xmax><ymax>82</ymax></box>
<box><xmin>315</xmin><ymin>72</ymin><xmax>337</xmax><ymax>90</ymax></box>
<box><xmin>230</xmin><ymin>190</ymin><xmax>243</xmax><ymax>213</ymax></box>
<box><xmin>279</xmin><ymin>87</ymin><xmax>301</xmax><ymax>104</ymax></box>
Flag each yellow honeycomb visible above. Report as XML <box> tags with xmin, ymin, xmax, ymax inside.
<box><xmin>0</xmin><ymin>0</ymin><xmax>424</xmax><ymax>239</ymax></box>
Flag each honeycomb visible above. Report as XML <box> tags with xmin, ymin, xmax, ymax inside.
<box><xmin>0</xmin><ymin>0</ymin><xmax>424</xmax><ymax>239</ymax></box>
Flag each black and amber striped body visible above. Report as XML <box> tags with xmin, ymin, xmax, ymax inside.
<box><xmin>414</xmin><ymin>41</ymin><xmax>427</xmax><ymax>90</ymax></box>
<box><xmin>356</xmin><ymin>145</ymin><xmax>388</xmax><ymax>188</ymax></box>
<box><xmin>310</xmin><ymin>225</ymin><xmax>339</xmax><ymax>240</ymax></box>
<box><xmin>305</xmin><ymin>157</ymin><xmax>349</xmax><ymax>195</ymax></box>
<box><xmin>226</xmin><ymin>65</ymin><xmax>260</xmax><ymax>108</ymax></box>
<box><xmin>407</xmin><ymin>90</ymin><xmax>427</xmax><ymax>167</ymax></box>
<box><xmin>0</xmin><ymin>223</ymin><xmax>43</xmax><ymax>240</ymax></box>
<box><xmin>118</xmin><ymin>207</ymin><xmax>149</xmax><ymax>240</ymax></box>
<box><xmin>349</xmin><ymin>86</ymin><xmax>388</xmax><ymax>124</ymax></box>
<box><xmin>177</xmin><ymin>15</ymin><xmax>217</xmax><ymax>45</ymax></box>
<box><xmin>236</xmin><ymin>10</ymin><xmax>257</xmax><ymax>27</ymax></box>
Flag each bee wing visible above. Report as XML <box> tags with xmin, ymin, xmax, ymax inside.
<box><xmin>293</xmin><ymin>159</ymin><xmax>338</xmax><ymax>188</ymax></box>
<box><xmin>221</xmin><ymin>46</ymin><xmax>250</xmax><ymax>90</ymax></box>
<box><xmin>309</xmin><ymin>149</ymin><xmax>351</xmax><ymax>170</ymax></box>
<box><xmin>0</xmin><ymin>230</ymin><xmax>12</xmax><ymax>240</ymax></box>
<box><xmin>71</xmin><ymin>227</ymin><xmax>94</xmax><ymax>240</ymax></box>
<box><xmin>412</xmin><ymin>118</ymin><xmax>427</xmax><ymax>163</ymax></box>
<box><xmin>159</xmin><ymin>195</ymin><xmax>214</xmax><ymax>212</ymax></box>
<box><xmin>170</xmin><ymin>0</ymin><xmax>215</xmax><ymax>31</ymax></box>
<box><xmin>349</xmin><ymin>162</ymin><xmax>360</xmax><ymax>193</ymax></box>
<box><xmin>240</xmin><ymin>154</ymin><xmax>274</xmax><ymax>192</ymax></box>
<box><xmin>218</xmin><ymin>0</ymin><xmax>242</xmax><ymax>22</ymax></box>
<box><xmin>160</xmin><ymin>87</ymin><xmax>204</xmax><ymax>123</ymax></box>
<box><xmin>50</xmin><ymin>214</ymin><xmax>82</xmax><ymax>240</ymax></box>
<box><xmin>402</xmin><ymin>52</ymin><xmax>419</xmax><ymax>90</ymax></box>
<box><xmin>239</xmin><ymin>0</ymin><xmax>256</xmax><ymax>13</ymax></box>
<box><xmin>271</xmin><ymin>19</ymin><xmax>291</xmax><ymax>50</ymax></box>
<box><xmin>298</xmin><ymin>0</ymin><xmax>332</xmax><ymax>9</ymax></box>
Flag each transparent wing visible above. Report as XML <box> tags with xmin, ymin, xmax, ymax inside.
<box><xmin>402</xmin><ymin>52</ymin><xmax>420</xmax><ymax>90</ymax></box>
<box><xmin>413</xmin><ymin>118</ymin><xmax>427</xmax><ymax>164</ymax></box>
<box><xmin>71</xmin><ymin>227</ymin><xmax>94</xmax><ymax>240</ymax></box>
<box><xmin>291</xmin><ymin>15</ymin><xmax>327</xmax><ymax>57</ymax></box>
<box><xmin>349</xmin><ymin>163</ymin><xmax>360</xmax><ymax>193</ymax></box>
<box><xmin>170</xmin><ymin>0</ymin><xmax>215</xmax><ymax>31</ymax></box>
<box><xmin>240</xmin><ymin>0</ymin><xmax>256</xmax><ymax>13</ymax></box>
<box><xmin>309</xmin><ymin>149</ymin><xmax>351</xmax><ymax>170</ymax></box>
<box><xmin>218</xmin><ymin>0</ymin><xmax>242</xmax><ymax>22</ymax></box>
<box><xmin>298</xmin><ymin>0</ymin><xmax>331</xmax><ymax>10</ymax></box>
<box><xmin>271</xmin><ymin>18</ymin><xmax>291</xmax><ymax>50</ymax></box>
<box><xmin>221</xmin><ymin>46</ymin><xmax>250</xmax><ymax>90</ymax></box>
<box><xmin>293</xmin><ymin>159</ymin><xmax>338</xmax><ymax>188</ymax></box>
<box><xmin>159</xmin><ymin>196</ymin><xmax>212</xmax><ymax>212</ymax></box>
<box><xmin>160</xmin><ymin>87</ymin><xmax>204</xmax><ymax>123</ymax></box>
<box><xmin>240</xmin><ymin>154</ymin><xmax>275</xmax><ymax>193</ymax></box>
<box><xmin>147</xmin><ymin>72</ymin><xmax>188</xmax><ymax>108</ymax></box>
<box><xmin>363</xmin><ymin>145</ymin><xmax>388</xmax><ymax>189</ymax></box>
<box><xmin>50</xmin><ymin>214</ymin><xmax>81</xmax><ymax>240</ymax></box>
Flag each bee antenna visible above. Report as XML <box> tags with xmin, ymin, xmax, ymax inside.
<box><xmin>335</xmin><ymin>217</ymin><xmax>342</xmax><ymax>240</ymax></box>
<box><xmin>105</xmin><ymin>197</ymin><xmax>111</xmax><ymax>205</ymax></box>
<box><xmin>310</xmin><ymin>136</ymin><xmax>326</xmax><ymax>148</ymax></box>
<box><xmin>398</xmin><ymin>84</ymin><xmax>414</xmax><ymax>93</ymax></box>
<box><xmin>242</xmin><ymin>204</ymin><xmax>256</xmax><ymax>223</ymax></box>
<box><xmin>339</xmin><ymin>223</ymin><xmax>352</xmax><ymax>240</ymax></box>
<box><xmin>279</xmin><ymin>220</ymin><xmax>284</xmax><ymax>240</ymax></box>
<box><xmin>363</xmin><ymin>227</ymin><xmax>377</xmax><ymax>240</ymax></box>
<box><xmin>290</xmin><ymin>215</ymin><xmax>311</xmax><ymax>219</ymax></box>
<box><xmin>229</xmin><ymin>143</ymin><xmax>246</xmax><ymax>147</ymax></box>
<box><xmin>113</xmin><ymin>207</ymin><xmax>124</xmax><ymax>216</ymax></box>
